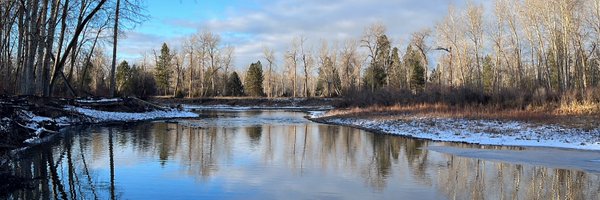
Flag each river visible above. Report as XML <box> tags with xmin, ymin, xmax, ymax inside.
<box><xmin>5</xmin><ymin>110</ymin><xmax>600</xmax><ymax>199</ymax></box>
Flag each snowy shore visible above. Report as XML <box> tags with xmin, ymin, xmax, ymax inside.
<box><xmin>312</xmin><ymin>115</ymin><xmax>600</xmax><ymax>151</ymax></box>
<box><xmin>12</xmin><ymin>98</ymin><xmax>199</xmax><ymax>144</ymax></box>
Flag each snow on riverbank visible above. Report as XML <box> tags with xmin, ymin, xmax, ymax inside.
<box><xmin>19</xmin><ymin>106</ymin><xmax>198</xmax><ymax>144</ymax></box>
<box><xmin>317</xmin><ymin>116</ymin><xmax>600</xmax><ymax>151</ymax></box>
<box><xmin>64</xmin><ymin>106</ymin><xmax>198</xmax><ymax>122</ymax></box>
<box><xmin>75</xmin><ymin>98</ymin><xmax>121</xmax><ymax>103</ymax></box>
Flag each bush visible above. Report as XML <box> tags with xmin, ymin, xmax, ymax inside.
<box><xmin>174</xmin><ymin>90</ymin><xmax>185</xmax><ymax>98</ymax></box>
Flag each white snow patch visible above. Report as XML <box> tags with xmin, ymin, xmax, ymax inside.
<box><xmin>64</xmin><ymin>106</ymin><xmax>199</xmax><ymax>122</ymax></box>
<box><xmin>75</xmin><ymin>98</ymin><xmax>121</xmax><ymax>103</ymax></box>
<box><xmin>16</xmin><ymin>105</ymin><xmax>199</xmax><ymax>144</ymax></box>
<box><xmin>307</xmin><ymin>111</ymin><xmax>327</xmax><ymax>118</ymax></box>
<box><xmin>323</xmin><ymin>117</ymin><xmax>600</xmax><ymax>151</ymax></box>
<box><xmin>0</xmin><ymin>117</ymin><xmax>11</xmax><ymax>133</ymax></box>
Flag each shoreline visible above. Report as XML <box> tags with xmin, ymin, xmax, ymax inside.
<box><xmin>310</xmin><ymin>112</ymin><xmax>600</xmax><ymax>151</ymax></box>
<box><xmin>0</xmin><ymin>96</ymin><xmax>199</xmax><ymax>153</ymax></box>
<box><xmin>152</xmin><ymin>97</ymin><xmax>341</xmax><ymax>109</ymax></box>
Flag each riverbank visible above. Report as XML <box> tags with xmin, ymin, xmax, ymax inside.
<box><xmin>152</xmin><ymin>97</ymin><xmax>339</xmax><ymax>111</ymax></box>
<box><xmin>0</xmin><ymin>96</ymin><xmax>198</xmax><ymax>153</ymax></box>
<box><xmin>311</xmin><ymin>104</ymin><xmax>600</xmax><ymax>151</ymax></box>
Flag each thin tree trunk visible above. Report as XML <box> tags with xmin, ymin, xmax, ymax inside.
<box><xmin>40</xmin><ymin>0</ymin><xmax>60</xmax><ymax>96</ymax></box>
<box><xmin>15</xmin><ymin>3</ymin><xmax>24</xmax><ymax>94</ymax></box>
<box><xmin>80</xmin><ymin>27</ymin><xmax>103</xmax><ymax>91</ymax></box>
<box><xmin>188</xmin><ymin>46</ymin><xmax>193</xmax><ymax>98</ymax></box>
<box><xmin>21</xmin><ymin>0</ymin><xmax>40</xmax><ymax>95</ymax></box>
<box><xmin>35</xmin><ymin>0</ymin><xmax>49</xmax><ymax>96</ymax></box>
<box><xmin>49</xmin><ymin>0</ymin><xmax>106</xmax><ymax>96</ymax></box>
<box><xmin>109</xmin><ymin>0</ymin><xmax>120</xmax><ymax>97</ymax></box>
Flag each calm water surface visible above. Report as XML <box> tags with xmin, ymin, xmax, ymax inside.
<box><xmin>6</xmin><ymin>110</ymin><xmax>600</xmax><ymax>199</ymax></box>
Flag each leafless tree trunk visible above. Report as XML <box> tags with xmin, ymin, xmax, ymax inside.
<box><xmin>49</xmin><ymin>0</ymin><xmax>107</xmax><ymax>96</ymax></box>
<box><xmin>263</xmin><ymin>47</ymin><xmax>275</xmax><ymax>98</ymax></box>
<box><xmin>109</xmin><ymin>0</ymin><xmax>121</xmax><ymax>97</ymax></box>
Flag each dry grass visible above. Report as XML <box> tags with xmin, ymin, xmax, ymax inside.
<box><xmin>555</xmin><ymin>101</ymin><xmax>600</xmax><ymax>115</ymax></box>
<box><xmin>324</xmin><ymin>103</ymin><xmax>600</xmax><ymax>129</ymax></box>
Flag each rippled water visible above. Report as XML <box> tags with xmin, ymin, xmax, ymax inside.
<box><xmin>5</xmin><ymin>110</ymin><xmax>600</xmax><ymax>199</ymax></box>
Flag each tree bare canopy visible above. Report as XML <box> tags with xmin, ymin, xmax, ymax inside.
<box><xmin>2</xmin><ymin>0</ymin><xmax>600</xmax><ymax>104</ymax></box>
<box><xmin>0</xmin><ymin>0</ymin><xmax>146</xmax><ymax>97</ymax></box>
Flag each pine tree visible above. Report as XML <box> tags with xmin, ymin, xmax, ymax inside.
<box><xmin>80</xmin><ymin>61</ymin><xmax>94</xmax><ymax>92</ymax></box>
<box><xmin>389</xmin><ymin>47</ymin><xmax>406</xmax><ymax>88</ymax></box>
<box><xmin>226</xmin><ymin>71</ymin><xmax>244</xmax><ymax>96</ymax></box>
<box><xmin>408</xmin><ymin>46</ymin><xmax>425</xmax><ymax>93</ymax></box>
<box><xmin>375</xmin><ymin>35</ymin><xmax>391</xmax><ymax>85</ymax></box>
<box><xmin>482</xmin><ymin>55</ymin><xmax>494</xmax><ymax>93</ymax></box>
<box><xmin>364</xmin><ymin>65</ymin><xmax>386</xmax><ymax>91</ymax></box>
<box><xmin>363</xmin><ymin>34</ymin><xmax>390</xmax><ymax>91</ymax></box>
<box><xmin>244</xmin><ymin>61</ymin><xmax>264</xmax><ymax>97</ymax></box>
<box><xmin>116</xmin><ymin>60</ymin><xmax>131</xmax><ymax>94</ymax></box>
<box><xmin>155</xmin><ymin>43</ymin><xmax>173</xmax><ymax>95</ymax></box>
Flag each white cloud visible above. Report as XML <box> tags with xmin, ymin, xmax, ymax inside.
<box><xmin>121</xmin><ymin>0</ymin><xmax>490</xmax><ymax>71</ymax></box>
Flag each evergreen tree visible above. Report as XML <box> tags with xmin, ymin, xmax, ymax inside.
<box><xmin>482</xmin><ymin>55</ymin><xmax>494</xmax><ymax>93</ymax></box>
<box><xmin>80</xmin><ymin>61</ymin><xmax>94</xmax><ymax>92</ymax></box>
<box><xmin>155</xmin><ymin>43</ymin><xmax>173</xmax><ymax>95</ymax></box>
<box><xmin>116</xmin><ymin>60</ymin><xmax>131</xmax><ymax>94</ymax></box>
<box><xmin>129</xmin><ymin>66</ymin><xmax>157</xmax><ymax>97</ymax></box>
<box><xmin>364</xmin><ymin>34</ymin><xmax>391</xmax><ymax>91</ymax></box>
<box><xmin>244</xmin><ymin>61</ymin><xmax>264</xmax><ymax>97</ymax></box>
<box><xmin>226</xmin><ymin>71</ymin><xmax>244</xmax><ymax>96</ymax></box>
<box><xmin>389</xmin><ymin>47</ymin><xmax>406</xmax><ymax>88</ymax></box>
<box><xmin>375</xmin><ymin>34</ymin><xmax>391</xmax><ymax>84</ymax></box>
<box><xmin>364</xmin><ymin>64</ymin><xmax>386</xmax><ymax>91</ymax></box>
<box><xmin>408</xmin><ymin>46</ymin><xmax>425</xmax><ymax>93</ymax></box>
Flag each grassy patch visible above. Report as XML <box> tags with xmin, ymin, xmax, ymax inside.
<box><xmin>323</xmin><ymin>103</ymin><xmax>600</xmax><ymax>129</ymax></box>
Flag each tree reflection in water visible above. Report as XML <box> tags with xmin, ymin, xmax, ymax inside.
<box><xmin>4</xmin><ymin>113</ymin><xmax>600</xmax><ymax>199</ymax></box>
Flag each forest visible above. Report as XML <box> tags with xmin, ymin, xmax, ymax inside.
<box><xmin>1</xmin><ymin>0</ymin><xmax>600</xmax><ymax>113</ymax></box>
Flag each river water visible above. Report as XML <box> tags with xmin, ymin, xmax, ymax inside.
<box><xmin>5</xmin><ymin>110</ymin><xmax>600</xmax><ymax>199</ymax></box>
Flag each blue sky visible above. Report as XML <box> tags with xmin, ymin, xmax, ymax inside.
<box><xmin>118</xmin><ymin>0</ymin><xmax>487</xmax><ymax>70</ymax></box>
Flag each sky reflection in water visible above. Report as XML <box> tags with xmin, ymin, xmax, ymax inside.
<box><xmin>6</xmin><ymin>110</ymin><xmax>600</xmax><ymax>199</ymax></box>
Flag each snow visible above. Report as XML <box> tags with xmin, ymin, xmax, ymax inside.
<box><xmin>0</xmin><ymin>117</ymin><xmax>10</xmax><ymax>133</ymax></box>
<box><xmin>75</xmin><ymin>98</ymin><xmax>121</xmax><ymax>103</ymax></box>
<box><xmin>307</xmin><ymin>110</ymin><xmax>327</xmax><ymax>118</ymax></box>
<box><xmin>320</xmin><ymin>117</ymin><xmax>600</xmax><ymax>151</ymax></box>
<box><xmin>64</xmin><ymin>106</ymin><xmax>199</xmax><ymax>122</ymax></box>
<box><xmin>16</xmin><ymin>104</ymin><xmax>199</xmax><ymax>144</ymax></box>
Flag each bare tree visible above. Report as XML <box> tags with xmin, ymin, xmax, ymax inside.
<box><xmin>299</xmin><ymin>36</ymin><xmax>313</xmax><ymax>97</ymax></box>
<box><xmin>109</xmin><ymin>0</ymin><xmax>121</xmax><ymax>97</ymax></box>
<box><xmin>263</xmin><ymin>46</ymin><xmax>275</xmax><ymax>98</ymax></box>
<box><xmin>339</xmin><ymin>39</ymin><xmax>360</xmax><ymax>91</ymax></box>
<box><xmin>286</xmin><ymin>38</ymin><xmax>299</xmax><ymax>97</ymax></box>
<box><xmin>465</xmin><ymin>2</ymin><xmax>484</xmax><ymax>90</ymax></box>
<box><xmin>411</xmin><ymin>29</ymin><xmax>432</xmax><ymax>86</ymax></box>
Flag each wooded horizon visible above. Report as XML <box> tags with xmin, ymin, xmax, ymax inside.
<box><xmin>1</xmin><ymin>0</ymin><xmax>599</xmax><ymax>110</ymax></box>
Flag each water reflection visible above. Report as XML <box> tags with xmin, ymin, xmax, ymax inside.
<box><xmin>4</xmin><ymin>111</ymin><xmax>600</xmax><ymax>199</ymax></box>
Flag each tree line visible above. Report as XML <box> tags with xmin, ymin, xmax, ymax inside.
<box><xmin>2</xmin><ymin>0</ymin><xmax>599</xmax><ymax>107</ymax></box>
